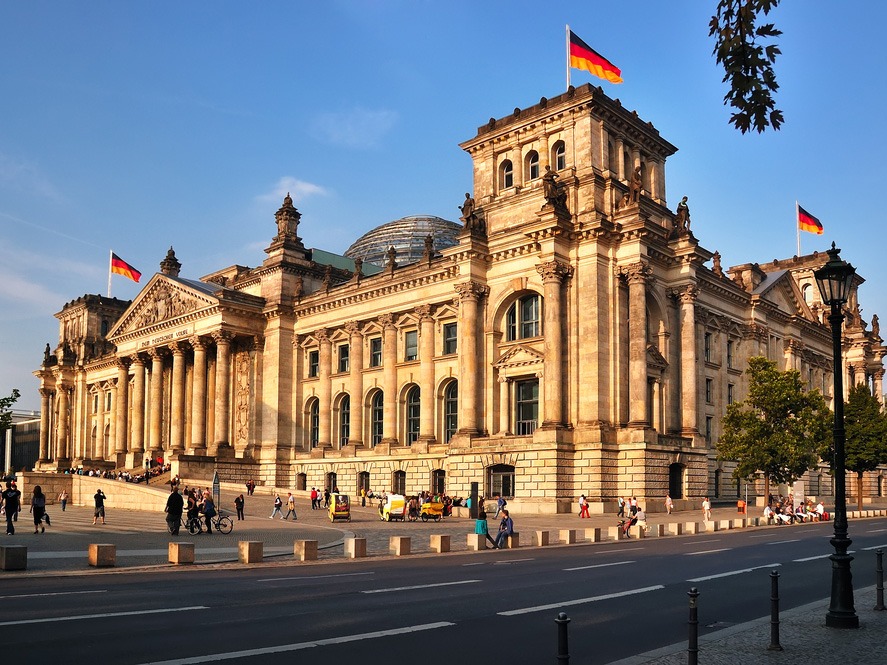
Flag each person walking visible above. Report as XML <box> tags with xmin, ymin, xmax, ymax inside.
<box><xmin>617</xmin><ymin>496</ymin><xmax>625</xmax><ymax>518</ymax></box>
<box><xmin>310</xmin><ymin>487</ymin><xmax>318</xmax><ymax>510</ymax></box>
<box><xmin>578</xmin><ymin>494</ymin><xmax>590</xmax><ymax>518</ymax></box>
<box><xmin>200</xmin><ymin>492</ymin><xmax>215</xmax><ymax>534</ymax></box>
<box><xmin>323</xmin><ymin>488</ymin><xmax>331</xmax><ymax>509</ymax></box>
<box><xmin>30</xmin><ymin>485</ymin><xmax>47</xmax><ymax>534</ymax></box>
<box><xmin>58</xmin><ymin>489</ymin><xmax>68</xmax><ymax>511</ymax></box>
<box><xmin>702</xmin><ymin>497</ymin><xmax>712</xmax><ymax>522</ymax></box>
<box><xmin>493</xmin><ymin>509</ymin><xmax>514</xmax><ymax>549</ymax></box>
<box><xmin>234</xmin><ymin>494</ymin><xmax>245</xmax><ymax>520</ymax></box>
<box><xmin>93</xmin><ymin>488</ymin><xmax>107</xmax><ymax>525</ymax></box>
<box><xmin>284</xmin><ymin>492</ymin><xmax>297</xmax><ymax>520</ymax></box>
<box><xmin>1</xmin><ymin>481</ymin><xmax>21</xmax><ymax>535</ymax></box>
<box><xmin>475</xmin><ymin>508</ymin><xmax>497</xmax><ymax>548</ymax></box>
<box><xmin>165</xmin><ymin>487</ymin><xmax>184</xmax><ymax>535</ymax></box>
<box><xmin>270</xmin><ymin>494</ymin><xmax>283</xmax><ymax>519</ymax></box>
<box><xmin>494</xmin><ymin>494</ymin><xmax>506</xmax><ymax>519</ymax></box>
<box><xmin>664</xmin><ymin>494</ymin><xmax>674</xmax><ymax>515</ymax></box>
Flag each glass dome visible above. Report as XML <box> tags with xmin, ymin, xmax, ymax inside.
<box><xmin>344</xmin><ymin>214</ymin><xmax>461</xmax><ymax>267</ymax></box>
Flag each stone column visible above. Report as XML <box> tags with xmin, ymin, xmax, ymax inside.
<box><xmin>623</xmin><ymin>263</ymin><xmax>651</xmax><ymax>427</ymax></box>
<box><xmin>677</xmin><ymin>286</ymin><xmax>699</xmax><ymax>436</ymax></box>
<box><xmin>38</xmin><ymin>388</ymin><xmax>52</xmax><ymax>461</ymax></box>
<box><xmin>498</xmin><ymin>376</ymin><xmax>511</xmax><ymax>435</ymax></box>
<box><xmin>130</xmin><ymin>355</ymin><xmax>146</xmax><ymax>453</ymax></box>
<box><xmin>317</xmin><ymin>328</ymin><xmax>333</xmax><ymax>447</ymax></box>
<box><xmin>211</xmin><ymin>331</ymin><xmax>232</xmax><ymax>455</ymax></box>
<box><xmin>56</xmin><ymin>384</ymin><xmax>70</xmax><ymax>461</ymax></box>
<box><xmin>190</xmin><ymin>337</ymin><xmax>208</xmax><ymax>453</ymax></box>
<box><xmin>537</xmin><ymin>260</ymin><xmax>573</xmax><ymax>428</ymax></box>
<box><xmin>345</xmin><ymin>321</ymin><xmax>364</xmax><ymax>446</ymax></box>
<box><xmin>455</xmin><ymin>281</ymin><xmax>487</xmax><ymax>434</ymax></box>
<box><xmin>380</xmin><ymin>314</ymin><xmax>398</xmax><ymax>444</ymax></box>
<box><xmin>114</xmin><ymin>359</ymin><xmax>130</xmax><ymax>456</ymax></box>
<box><xmin>148</xmin><ymin>348</ymin><xmax>165</xmax><ymax>458</ymax></box>
<box><xmin>169</xmin><ymin>342</ymin><xmax>186</xmax><ymax>453</ymax></box>
<box><xmin>874</xmin><ymin>369</ymin><xmax>884</xmax><ymax>405</ymax></box>
<box><xmin>417</xmin><ymin>305</ymin><xmax>436</xmax><ymax>443</ymax></box>
<box><xmin>614</xmin><ymin>136</ymin><xmax>625</xmax><ymax>180</ymax></box>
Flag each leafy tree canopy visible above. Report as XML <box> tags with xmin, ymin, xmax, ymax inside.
<box><xmin>718</xmin><ymin>357</ymin><xmax>831</xmax><ymax>488</ymax></box>
<box><xmin>0</xmin><ymin>388</ymin><xmax>21</xmax><ymax>433</ymax></box>
<box><xmin>839</xmin><ymin>383</ymin><xmax>887</xmax><ymax>476</ymax></box>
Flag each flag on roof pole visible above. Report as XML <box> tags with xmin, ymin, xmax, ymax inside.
<box><xmin>109</xmin><ymin>251</ymin><xmax>141</xmax><ymax>296</ymax></box>
<box><xmin>567</xmin><ymin>27</ymin><xmax>622</xmax><ymax>85</ymax></box>
<box><xmin>797</xmin><ymin>204</ymin><xmax>824</xmax><ymax>235</ymax></box>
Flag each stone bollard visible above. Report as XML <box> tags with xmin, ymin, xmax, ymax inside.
<box><xmin>732</xmin><ymin>519</ymin><xmax>746</xmax><ymax>529</ymax></box>
<box><xmin>718</xmin><ymin>520</ymin><xmax>731</xmax><ymax>531</ymax></box>
<box><xmin>685</xmin><ymin>522</ymin><xmax>701</xmax><ymax>535</ymax></box>
<box><xmin>88</xmin><ymin>543</ymin><xmax>116</xmax><ymax>568</ymax></box>
<box><xmin>534</xmin><ymin>530</ymin><xmax>550</xmax><ymax>547</ymax></box>
<box><xmin>668</xmin><ymin>523</ymin><xmax>683</xmax><ymax>536</ymax></box>
<box><xmin>653</xmin><ymin>524</ymin><xmax>666</xmax><ymax>537</ymax></box>
<box><xmin>294</xmin><ymin>540</ymin><xmax>318</xmax><ymax>561</ymax></box>
<box><xmin>430</xmin><ymin>535</ymin><xmax>451</xmax><ymax>553</ymax></box>
<box><xmin>390</xmin><ymin>536</ymin><xmax>411</xmax><ymax>556</ymax></box>
<box><xmin>560</xmin><ymin>529</ymin><xmax>577</xmax><ymax>544</ymax></box>
<box><xmin>704</xmin><ymin>521</ymin><xmax>719</xmax><ymax>532</ymax></box>
<box><xmin>586</xmin><ymin>527</ymin><xmax>603</xmax><ymax>543</ymax></box>
<box><xmin>467</xmin><ymin>534</ymin><xmax>486</xmax><ymax>551</ymax></box>
<box><xmin>239</xmin><ymin>541</ymin><xmax>263</xmax><ymax>564</ymax></box>
<box><xmin>506</xmin><ymin>532</ymin><xmax>520</xmax><ymax>549</ymax></box>
<box><xmin>168</xmin><ymin>542</ymin><xmax>195</xmax><ymax>565</ymax></box>
<box><xmin>345</xmin><ymin>537</ymin><xmax>367</xmax><ymax>559</ymax></box>
<box><xmin>608</xmin><ymin>526</ymin><xmax>625</xmax><ymax>541</ymax></box>
<box><xmin>0</xmin><ymin>545</ymin><xmax>27</xmax><ymax>571</ymax></box>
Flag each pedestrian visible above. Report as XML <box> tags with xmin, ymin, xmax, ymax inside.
<box><xmin>475</xmin><ymin>507</ymin><xmax>497</xmax><ymax>548</ymax></box>
<box><xmin>234</xmin><ymin>494</ymin><xmax>245</xmax><ymax>520</ymax></box>
<box><xmin>93</xmin><ymin>488</ymin><xmax>107</xmax><ymax>525</ymax></box>
<box><xmin>493</xmin><ymin>509</ymin><xmax>514</xmax><ymax>549</ymax></box>
<box><xmin>270</xmin><ymin>493</ymin><xmax>283</xmax><ymax>519</ymax></box>
<box><xmin>323</xmin><ymin>488</ymin><xmax>331</xmax><ymax>509</ymax></box>
<box><xmin>578</xmin><ymin>494</ymin><xmax>590</xmax><ymax>518</ymax></box>
<box><xmin>494</xmin><ymin>494</ymin><xmax>506</xmax><ymax>519</ymax></box>
<box><xmin>702</xmin><ymin>497</ymin><xmax>712</xmax><ymax>522</ymax></box>
<box><xmin>165</xmin><ymin>487</ymin><xmax>184</xmax><ymax>535</ymax></box>
<box><xmin>201</xmin><ymin>492</ymin><xmax>215</xmax><ymax>534</ymax></box>
<box><xmin>629</xmin><ymin>496</ymin><xmax>638</xmax><ymax>516</ymax></box>
<box><xmin>664</xmin><ymin>494</ymin><xmax>673</xmax><ymax>515</ymax></box>
<box><xmin>1</xmin><ymin>481</ymin><xmax>21</xmax><ymax>535</ymax></box>
<box><xmin>617</xmin><ymin>496</ymin><xmax>625</xmax><ymax>517</ymax></box>
<box><xmin>310</xmin><ymin>487</ymin><xmax>318</xmax><ymax>510</ymax></box>
<box><xmin>30</xmin><ymin>485</ymin><xmax>47</xmax><ymax>534</ymax></box>
<box><xmin>361</xmin><ymin>487</ymin><xmax>367</xmax><ymax>507</ymax></box>
<box><xmin>284</xmin><ymin>492</ymin><xmax>297</xmax><ymax>520</ymax></box>
<box><xmin>58</xmin><ymin>489</ymin><xmax>68</xmax><ymax>511</ymax></box>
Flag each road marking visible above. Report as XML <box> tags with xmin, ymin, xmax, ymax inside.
<box><xmin>685</xmin><ymin>549</ymin><xmax>729</xmax><ymax>556</ymax></box>
<box><xmin>0</xmin><ymin>605</ymin><xmax>207</xmax><ymax>627</ymax></box>
<box><xmin>765</xmin><ymin>539</ymin><xmax>800</xmax><ymax>545</ymax></box>
<box><xmin>794</xmin><ymin>554</ymin><xmax>832</xmax><ymax>562</ymax></box>
<box><xmin>595</xmin><ymin>547</ymin><xmax>644</xmax><ymax>554</ymax></box>
<box><xmin>684</xmin><ymin>540</ymin><xmax>721</xmax><ymax>545</ymax></box>
<box><xmin>749</xmin><ymin>534</ymin><xmax>775</xmax><ymax>538</ymax></box>
<box><xmin>688</xmin><ymin>563</ymin><xmax>780</xmax><ymax>582</ymax></box>
<box><xmin>564</xmin><ymin>561</ymin><xmax>635</xmax><ymax>572</ymax></box>
<box><xmin>862</xmin><ymin>544</ymin><xmax>887</xmax><ymax>551</ymax></box>
<box><xmin>137</xmin><ymin>622</ymin><xmax>455</xmax><ymax>664</ymax></box>
<box><xmin>498</xmin><ymin>585</ymin><xmax>664</xmax><ymax>616</ymax></box>
<box><xmin>362</xmin><ymin>580</ymin><xmax>480</xmax><ymax>594</ymax></box>
<box><xmin>258</xmin><ymin>572</ymin><xmax>374</xmax><ymax>583</ymax></box>
<box><xmin>865</xmin><ymin>528</ymin><xmax>887</xmax><ymax>533</ymax></box>
<box><xmin>0</xmin><ymin>590</ymin><xmax>107</xmax><ymax>600</ymax></box>
<box><xmin>494</xmin><ymin>558</ymin><xmax>534</xmax><ymax>564</ymax></box>
<box><xmin>462</xmin><ymin>562</ymin><xmax>486</xmax><ymax>566</ymax></box>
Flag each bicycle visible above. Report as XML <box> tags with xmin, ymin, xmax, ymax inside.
<box><xmin>189</xmin><ymin>512</ymin><xmax>234</xmax><ymax>535</ymax></box>
<box><xmin>167</xmin><ymin>515</ymin><xmax>204</xmax><ymax>535</ymax></box>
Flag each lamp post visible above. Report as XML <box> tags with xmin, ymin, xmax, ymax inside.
<box><xmin>814</xmin><ymin>242</ymin><xmax>859</xmax><ymax>629</ymax></box>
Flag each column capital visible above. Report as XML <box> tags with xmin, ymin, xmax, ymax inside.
<box><xmin>315</xmin><ymin>328</ymin><xmax>330</xmax><ymax>344</ymax></box>
<box><xmin>211</xmin><ymin>330</ymin><xmax>233</xmax><ymax>346</ymax></box>
<box><xmin>454</xmin><ymin>280</ymin><xmax>489</xmax><ymax>302</ymax></box>
<box><xmin>873</xmin><ymin>368</ymin><xmax>885</xmax><ymax>380</ymax></box>
<box><xmin>619</xmin><ymin>262</ymin><xmax>652</xmax><ymax>286</ymax></box>
<box><xmin>129</xmin><ymin>353</ymin><xmax>146</xmax><ymax>366</ymax></box>
<box><xmin>116</xmin><ymin>357</ymin><xmax>131</xmax><ymax>371</ymax></box>
<box><xmin>39</xmin><ymin>387</ymin><xmax>54</xmax><ymax>398</ymax></box>
<box><xmin>378</xmin><ymin>313</ymin><xmax>396</xmax><ymax>330</ymax></box>
<box><xmin>253</xmin><ymin>335</ymin><xmax>265</xmax><ymax>352</ymax></box>
<box><xmin>148</xmin><ymin>347</ymin><xmax>168</xmax><ymax>362</ymax></box>
<box><xmin>668</xmin><ymin>284</ymin><xmax>699</xmax><ymax>305</ymax></box>
<box><xmin>344</xmin><ymin>320</ymin><xmax>362</xmax><ymax>336</ymax></box>
<box><xmin>414</xmin><ymin>304</ymin><xmax>433</xmax><ymax>322</ymax></box>
<box><xmin>536</xmin><ymin>260</ymin><xmax>574</xmax><ymax>284</ymax></box>
<box><xmin>497</xmin><ymin>375</ymin><xmax>510</xmax><ymax>384</ymax></box>
<box><xmin>170</xmin><ymin>341</ymin><xmax>187</xmax><ymax>356</ymax></box>
<box><xmin>190</xmin><ymin>335</ymin><xmax>208</xmax><ymax>351</ymax></box>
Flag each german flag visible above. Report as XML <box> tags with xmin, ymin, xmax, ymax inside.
<box><xmin>111</xmin><ymin>253</ymin><xmax>141</xmax><ymax>282</ymax></box>
<box><xmin>569</xmin><ymin>30</ymin><xmax>622</xmax><ymax>84</ymax></box>
<box><xmin>797</xmin><ymin>204</ymin><xmax>824</xmax><ymax>235</ymax></box>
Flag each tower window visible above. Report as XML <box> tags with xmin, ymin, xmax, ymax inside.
<box><xmin>500</xmin><ymin>160</ymin><xmax>514</xmax><ymax>189</ymax></box>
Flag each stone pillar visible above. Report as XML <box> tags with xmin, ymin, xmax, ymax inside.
<box><xmin>211</xmin><ymin>331</ymin><xmax>232</xmax><ymax>456</ymax></box>
<box><xmin>38</xmin><ymin>388</ymin><xmax>52</xmax><ymax>461</ymax></box>
<box><xmin>190</xmin><ymin>337</ymin><xmax>208</xmax><ymax>454</ymax></box>
<box><xmin>56</xmin><ymin>384</ymin><xmax>70</xmax><ymax>461</ymax></box>
<box><xmin>345</xmin><ymin>321</ymin><xmax>364</xmax><ymax>446</ymax></box>
<box><xmin>455</xmin><ymin>281</ymin><xmax>487</xmax><ymax>434</ymax></box>
<box><xmin>114</xmin><ymin>359</ymin><xmax>130</xmax><ymax>456</ymax></box>
<box><xmin>380</xmin><ymin>314</ymin><xmax>398</xmax><ymax>444</ymax></box>
<box><xmin>677</xmin><ymin>286</ymin><xmax>699</xmax><ymax>436</ymax></box>
<box><xmin>417</xmin><ymin>305</ymin><xmax>436</xmax><ymax>442</ymax></box>
<box><xmin>148</xmin><ymin>348</ymin><xmax>165</xmax><ymax>458</ymax></box>
<box><xmin>317</xmin><ymin>328</ymin><xmax>333</xmax><ymax>447</ymax></box>
<box><xmin>130</xmin><ymin>355</ymin><xmax>146</xmax><ymax>453</ymax></box>
<box><xmin>498</xmin><ymin>376</ymin><xmax>511</xmax><ymax>435</ymax></box>
<box><xmin>169</xmin><ymin>342</ymin><xmax>186</xmax><ymax>453</ymax></box>
<box><xmin>614</xmin><ymin>136</ymin><xmax>625</xmax><ymax>180</ymax></box>
<box><xmin>537</xmin><ymin>261</ymin><xmax>573</xmax><ymax>428</ymax></box>
<box><xmin>623</xmin><ymin>263</ymin><xmax>651</xmax><ymax>427</ymax></box>
<box><xmin>874</xmin><ymin>369</ymin><xmax>884</xmax><ymax>405</ymax></box>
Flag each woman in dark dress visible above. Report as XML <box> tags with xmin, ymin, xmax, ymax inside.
<box><xmin>30</xmin><ymin>485</ymin><xmax>47</xmax><ymax>534</ymax></box>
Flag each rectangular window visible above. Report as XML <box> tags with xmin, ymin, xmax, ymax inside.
<box><xmin>105</xmin><ymin>392</ymin><xmax>112</xmax><ymax>411</ymax></box>
<box><xmin>404</xmin><ymin>330</ymin><xmax>418</xmax><ymax>362</ymax></box>
<box><xmin>705</xmin><ymin>416</ymin><xmax>713</xmax><ymax>443</ymax></box>
<box><xmin>704</xmin><ymin>332</ymin><xmax>712</xmax><ymax>363</ymax></box>
<box><xmin>521</xmin><ymin>296</ymin><xmax>540</xmax><ymax>338</ymax></box>
<box><xmin>727</xmin><ymin>383</ymin><xmax>735</xmax><ymax>404</ymax></box>
<box><xmin>442</xmin><ymin>322</ymin><xmax>457</xmax><ymax>355</ymax></box>
<box><xmin>369</xmin><ymin>337</ymin><xmax>382</xmax><ymax>367</ymax></box>
<box><xmin>515</xmin><ymin>379</ymin><xmax>539</xmax><ymax>435</ymax></box>
<box><xmin>308</xmin><ymin>350</ymin><xmax>319</xmax><ymax>378</ymax></box>
<box><xmin>726</xmin><ymin>340</ymin><xmax>734</xmax><ymax>369</ymax></box>
<box><xmin>93</xmin><ymin>394</ymin><xmax>99</xmax><ymax>414</ymax></box>
<box><xmin>338</xmin><ymin>344</ymin><xmax>349</xmax><ymax>373</ymax></box>
<box><xmin>705</xmin><ymin>378</ymin><xmax>713</xmax><ymax>404</ymax></box>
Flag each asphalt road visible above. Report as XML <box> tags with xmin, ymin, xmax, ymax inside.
<box><xmin>3</xmin><ymin>516</ymin><xmax>886</xmax><ymax>664</ymax></box>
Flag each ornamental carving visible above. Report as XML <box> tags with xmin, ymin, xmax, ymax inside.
<box><xmin>344</xmin><ymin>320</ymin><xmax>362</xmax><ymax>337</ymax></box>
<box><xmin>454</xmin><ymin>281</ymin><xmax>489</xmax><ymax>302</ymax></box>
<box><xmin>536</xmin><ymin>260</ymin><xmax>574</xmax><ymax>284</ymax></box>
<box><xmin>315</xmin><ymin>328</ymin><xmax>330</xmax><ymax>344</ymax></box>
<box><xmin>131</xmin><ymin>282</ymin><xmax>202</xmax><ymax>331</ymax></box>
<box><xmin>211</xmin><ymin>330</ymin><xmax>233</xmax><ymax>346</ymax></box>
<box><xmin>414</xmin><ymin>304</ymin><xmax>433</xmax><ymax>321</ymax></box>
<box><xmin>378</xmin><ymin>313</ymin><xmax>395</xmax><ymax>329</ymax></box>
<box><xmin>619</xmin><ymin>262</ymin><xmax>652</xmax><ymax>286</ymax></box>
<box><xmin>668</xmin><ymin>284</ymin><xmax>699</xmax><ymax>305</ymax></box>
<box><xmin>234</xmin><ymin>349</ymin><xmax>251</xmax><ymax>447</ymax></box>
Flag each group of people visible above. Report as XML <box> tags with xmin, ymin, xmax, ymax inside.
<box><xmin>764</xmin><ymin>494</ymin><xmax>827</xmax><ymax>525</ymax></box>
<box><xmin>270</xmin><ymin>492</ymin><xmax>299</xmax><ymax>520</ymax></box>
<box><xmin>60</xmin><ymin>463</ymin><xmax>172</xmax><ymax>485</ymax></box>
<box><xmin>1</xmin><ymin>481</ymin><xmax>54</xmax><ymax>535</ymax></box>
<box><xmin>475</xmin><ymin>505</ymin><xmax>515</xmax><ymax>549</ymax></box>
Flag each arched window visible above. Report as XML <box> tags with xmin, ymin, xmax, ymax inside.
<box><xmin>326</xmin><ymin>472</ymin><xmax>338</xmax><ymax>492</ymax></box>
<box><xmin>500</xmin><ymin>160</ymin><xmax>514</xmax><ymax>189</ymax></box>
<box><xmin>370</xmin><ymin>390</ymin><xmax>384</xmax><ymax>447</ymax></box>
<box><xmin>296</xmin><ymin>473</ymin><xmax>307</xmax><ymax>491</ymax></box>
<box><xmin>393</xmin><ymin>470</ymin><xmax>407</xmax><ymax>495</ymax></box>
<box><xmin>802</xmin><ymin>283</ymin><xmax>813</xmax><ymax>304</ymax></box>
<box><xmin>358</xmin><ymin>471</ymin><xmax>371</xmax><ymax>496</ymax></box>
<box><xmin>405</xmin><ymin>386</ymin><xmax>420</xmax><ymax>445</ymax></box>
<box><xmin>506</xmin><ymin>294</ymin><xmax>541</xmax><ymax>341</ymax></box>
<box><xmin>338</xmin><ymin>394</ymin><xmax>350</xmax><ymax>447</ymax></box>
<box><xmin>101</xmin><ymin>319</ymin><xmax>109</xmax><ymax>336</ymax></box>
<box><xmin>488</xmin><ymin>464</ymin><xmax>515</xmax><ymax>498</ymax></box>
<box><xmin>525</xmin><ymin>150</ymin><xmax>540</xmax><ymax>181</ymax></box>
<box><xmin>552</xmin><ymin>141</ymin><xmax>566</xmax><ymax>171</ymax></box>
<box><xmin>432</xmin><ymin>469</ymin><xmax>446</xmax><ymax>495</ymax></box>
<box><xmin>308</xmin><ymin>398</ymin><xmax>320</xmax><ymax>448</ymax></box>
<box><xmin>443</xmin><ymin>381</ymin><xmax>458</xmax><ymax>443</ymax></box>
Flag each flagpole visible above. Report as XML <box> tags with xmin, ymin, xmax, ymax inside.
<box><xmin>566</xmin><ymin>24</ymin><xmax>571</xmax><ymax>89</ymax></box>
<box><xmin>795</xmin><ymin>201</ymin><xmax>800</xmax><ymax>256</ymax></box>
<box><xmin>108</xmin><ymin>250</ymin><xmax>113</xmax><ymax>298</ymax></box>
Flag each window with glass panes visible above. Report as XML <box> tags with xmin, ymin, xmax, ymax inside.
<box><xmin>515</xmin><ymin>379</ymin><xmax>539</xmax><ymax>435</ymax></box>
<box><xmin>404</xmin><ymin>330</ymin><xmax>418</xmax><ymax>361</ymax></box>
<box><xmin>442</xmin><ymin>322</ymin><xmax>457</xmax><ymax>355</ymax></box>
<box><xmin>308</xmin><ymin>350</ymin><xmax>319</xmax><ymax>377</ymax></box>
<box><xmin>506</xmin><ymin>294</ymin><xmax>541</xmax><ymax>341</ymax></box>
<box><xmin>309</xmin><ymin>400</ymin><xmax>319</xmax><ymax>447</ymax></box>
<box><xmin>489</xmin><ymin>464</ymin><xmax>515</xmax><ymax>498</ymax></box>
<box><xmin>339</xmin><ymin>395</ymin><xmax>350</xmax><ymax>446</ymax></box>
<box><xmin>406</xmin><ymin>386</ymin><xmax>420</xmax><ymax>444</ymax></box>
<box><xmin>369</xmin><ymin>337</ymin><xmax>382</xmax><ymax>367</ymax></box>
<box><xmin>444</xmin><ymin>381</ymin><xmax>458</xmax><ymax>442</ymax></box>
<box><xmin>371</xmin><ymin>391</ymin><xmax>384</xmax><ymax>446</ymax></box>
<box><xmin>338</xmin><ymin>344</ymin><xmax>349</xmax><ymax>373</ymax></box>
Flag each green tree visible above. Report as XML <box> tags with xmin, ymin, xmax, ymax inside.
<box><xmin>0</xmin><ymin>388</ymin><xmax>21</xmax><ymax>434</ymax></box>
<box><xmin>834</xmin><ymin>383</ymin><xmax>887</xmax><ymax>511</ymax></box>
<box><xmin>718</xmin><ymin>356</ymin><xmax>832</xmax><ymax>502</ymax></box>
<box><xmin>710</xmin><ymin>0</ymin><xmax>784</xmax><ymax>133</ymax></box>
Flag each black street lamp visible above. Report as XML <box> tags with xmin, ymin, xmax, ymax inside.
<box><xmin>814</xmin><ymin>242</ymin><xmax>859</xmax><ymax>629</ymax></box>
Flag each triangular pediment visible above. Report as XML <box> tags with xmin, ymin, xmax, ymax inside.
<box><xmin>646</xmin><ymin>343</ymin><xmax>668</xmax><ymax>370</ymax></box>
<box><xmin>109</xmin><ymin>275</ymin><xmax>219</xmax><ymax>338</ymax></box>
<box><xmin>756</xmin><ymin>272</ymin><xmax>813</xmax><ymax>320</ymax></box>
<box><xmin>493</xmin><ymin>344</ymin><xmax>545</xmax><ymax>370</ymax></box>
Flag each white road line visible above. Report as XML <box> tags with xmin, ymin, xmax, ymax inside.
<box><xmin>0</xmin><ymin>605</ymin><xmax>207</xmax><ymax>627</ymax></box>
<box><xmin>683</xmin><ymin>540</ymin><xmax>721</xmax><ymax>545</ymax></box>
<box><xmin>862</xmin><ymin>544</ymin><xmax>887</xmax><ymax>551</ymax></box>
<box><xmin>462</xmin><ymin>562</ymin><xmax>486</xmax><ymax>566</ymax></box>
<box><xmin>765</xmin><ymin>539</ymin><xmax>800</xmax><ymax>545</ymax></box>
<box><xmin>595</xmin><ymin>547</ymin><xmax>644</xmax><ymax>554</ymax></box>
<box><xmin>564</xmin><ymin>561</ymin><xmax>635</xmax><ymax>572</ymax></box>
<box><xmin>137</xmin><ymin>622</ymin><xmax>456</xmax><ymax>665</ymax></box>
<box><xmin>494</xmin><ymin>558</ymin><xmax>534</xmax><ymax>564</ymax></box>
<box><xmin>794</xmin><ymin>554</ymin><xmax>832</xmax><ymax>562</ymax></box>
<box><xmin>749</xmin><ymin>534</ymin><xmax>775</xmax><ymax>538</ymax></box>
<box><xmin>0</xmin><ymin>590</ymin><xmax>107</xmax><ymax>600</ymax></box>
<box><xmin>258</xmin><ymin>572</ymin><xmax>374</xmax><ymax>583</ymax></box>
<box><xmin>498</xmin><ymin>585</ymin><xmax>664</xmax><ymax>616</ymax></box>
<box><xmin>361</xmin><ymin>580</ymin><xmax>480</xmax><ymax>594</ymax></box>
<box><xmin>685</xmin><ymin>549</ymin><xmax>730</xmax><ymax>556</ymax></box>
<box><xmin>688</xmin><ymin>563</ymin><xmax>781</xmax><ymax>582</ymax></box>
<box><xmin>865</xmin><ymin>528</ymin><xmax>887</xmax><ymax>533</ymax></box>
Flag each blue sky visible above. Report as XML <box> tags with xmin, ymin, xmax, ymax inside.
<box><xmin>1</xmin><ymin>1</ymin><xmax>885</xmax><ymax>411</ymax></box>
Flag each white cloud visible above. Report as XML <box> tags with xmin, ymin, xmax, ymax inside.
<box><xmin>0</xmin><ymin>268</ymin><xmax>69</xmax><ymax>316</ymax></box>
<box><xmin>310</xmin><ymin>107</ymin><xmax>398</xmax><ymax>149</ymax></box>
<box><xmin>0</xmin><ymin>152</ymin><xmax>62</xmax><ymax>201</ymax></box>
<box><xmin>256</xmin><ymin>177</ymin><xmax>329</xmax><ymax>204</ymax></box>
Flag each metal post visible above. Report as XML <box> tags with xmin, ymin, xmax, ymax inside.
<box><xmin>687</xmin><ymin>587</ymin><xmax>699</xmax><ymax>665</ymax></box>
<box><xmin>555</xmin><ymin>612</ymin><xmax>570</xmax><ymax>664</ymax></box>
<box><xmin>768</xmin><ymin>570</ymin><xmax>783</xmax><ymax>651</ymax></box>
<box><xmin>875</xmin><ymin>549</ymin><xmax>885</xmax><ymax>611</ymax></box>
